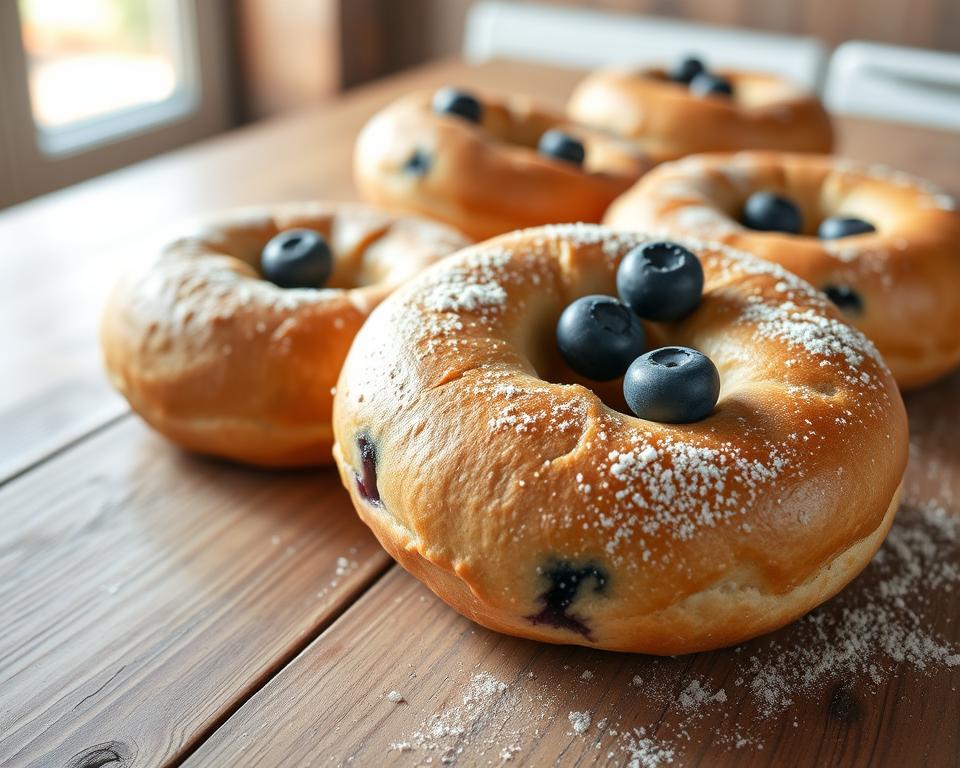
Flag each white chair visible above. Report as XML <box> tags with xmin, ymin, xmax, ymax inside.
<box><xmin>825</xmin><ymin>42</ymin><xmax>960</xmax><ymax>131</ymax></box>
<box><xmin>464</xmin><ymin>0</ymin><xmax>828</xmax><ymax>91</ymax></box>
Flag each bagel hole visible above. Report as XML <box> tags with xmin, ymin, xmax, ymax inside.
<box><xmin>526</xmin><ymin>308</ymin><xmax>632</xmax><ymax>412</ymax></box>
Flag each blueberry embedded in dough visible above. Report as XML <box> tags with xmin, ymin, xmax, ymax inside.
<box><xmin>616</xmin><ymin>241</ymin><xmax>704</xmax><ymax>322</ymax></box>
<box><xmin>538</xmin><ymin>129</ymin><xmax>585</xmax><ymax>167</ymax></box>
<box><xmin>818</xmin><ymin>216</ymin><xmax>876</xmax><ymax>240</ymax></box>
<box><xmin>403</xmin><ymin>148</ymin><xmax>432</xmax><ymax>177</ymax></box>
<box><xmin>624</xmin><ymin>346</ymin><xmax>721</xmax><ymax>423</ymax></box>
<box><xmin>526</xmin><ymin>561</ymin><xmax>609</xmax><ymax>638</ymax></box>
<box><xmin>354</xmin><ymin>433</ymin><xmax>381</xmax><ymax>505</ymax></box>
<box><xmin>431</xmin><ymin>87</ymin><xmax>483</xmax><ymax>123</ymax></box>
<box><xmin>556</xmin><ymin>295</ymin><xmax>646</xmax><ymax>381</ymax></box>
<box><xmin>260</xmin><ymin>228</ymin><xmax>333</xmax><ymax>289</ymax></box>
<box><xmin>741</xmin><ymin>191</ymin><xmax>803</xmax><ymax>234</ymax></box>
<box><xmin>823</xmin><ymin>285</ymin><xmax>864</xmax><ymax>315</ymax></box>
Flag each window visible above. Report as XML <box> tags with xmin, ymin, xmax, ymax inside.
<box><xmin>0</xmin><ymin>0</ymin><xmax>232</xmax><ymax>206</ymax></box>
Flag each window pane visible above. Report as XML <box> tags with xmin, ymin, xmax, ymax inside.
<box><xmin>18</xmin><ymin>0</ymin><xmax>188</xmax><ymax>133</ymax></box>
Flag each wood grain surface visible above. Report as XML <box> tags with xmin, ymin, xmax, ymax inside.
<box><xmin>1</xmin><ymin>58</ymin><xmax>959</xmax><ymax>768</ymax></box>
<box><xmin>0</xmin><ymin>419</ymin><xmax>390</xmax><ymax>768</ymax></box>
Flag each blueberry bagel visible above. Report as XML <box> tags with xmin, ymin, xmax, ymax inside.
<box><xmin>101</xmin><ymin>203</ymin><xmax>469</xmax><ymax>466</ymax></box>
<box><xmin>605</xmin><ymin>151</ymin><xmax>960</xmax><ymax>389</ymax></box>
<box><xmin>354</xmin><ymin>87</ymin><xmax>652</xmax><ymax>240</ymax></box>
<box><xmin>332</xmin><ymin>224</ymin><xmax>907</xmax><ymax>654</ymax></box>
<box><xmin>567</xmin><ymin>60</ymin><xmax>833</xmax><ymax>164</ymax></box>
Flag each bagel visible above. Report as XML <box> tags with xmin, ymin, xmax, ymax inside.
<box><xmin>567</xmin><ymin>65</ymin><xmax>833</xmax><ymax>163</ymax></box>
<box><xmin>354</xmin><ymin>88</ymin><xmax>652</xmax><ymax>240</ymax></box>
<box><xmin>331</xmin><ymin>224</ymin><xmax>907</xmax><ymax>655</ymax></box>
<box><xmin>101</xmin><ymin>203</ymin><xmax>469</xmax><ymax>466</ymax></box>
<box><xmin>604</xmin><ymin>151</ymin><xmax>960</xmax><ymax>389</ymax></box>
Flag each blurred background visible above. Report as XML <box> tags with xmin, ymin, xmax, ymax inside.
<box><xmin>1</xmin><ymin>0</ymin><xmax>957</xmax><ymax>207</ymax></box>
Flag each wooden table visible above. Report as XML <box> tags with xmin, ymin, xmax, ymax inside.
<box><xmin>1</xmin><ymin>59</ymin><xmax>958</xmax><ymax>768</ymax></box>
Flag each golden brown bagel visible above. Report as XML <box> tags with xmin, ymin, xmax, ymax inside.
<box><xmin>354</xmin><ymin>89</ymin><xmax>653</xmax><ymax>240</ymax></box>
<box><xmin>567</xmin><ymin>67</ymin><xmax>833</xmax><ymax>163</ymax></box>
<box><xmin>332</xmin><ymin>224</ymin><xmax>907</xmax><ymax>654</ymax></box>
<box><xmin>101</xmin><ymin>203</ymin><xmax>469</xmax><ymax>466</ymax></box>
<box><xmin>604</xmin><ymin>151</ymin><xmax>960</xmax><ymax>389</ymax></box>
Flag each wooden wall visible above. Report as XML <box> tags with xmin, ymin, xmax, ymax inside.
<box><xmin>374</xmin><ymin>0</ymin><xmax>960</xmax><ymax>74</ymax></box>
<box><xmin>232</xmin><ymin>0</ymin><xmax>959</xmax><ymax>119</ymax></box>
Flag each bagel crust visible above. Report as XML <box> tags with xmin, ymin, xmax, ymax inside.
<box><xmin>567</xmin><ymin>67</ymin><xmax>833</xmax><ymax>163</ymax></box>
<box><xmin>101</xmin><ymin>203</ymin><xmax>469</xmax><ymax>466</ymax></box>
<box><xmin>604</xmin><ymin>151</ymin><xmax>960</xmax><ymax>389</ymax></box>
<box><xmin>332</xmin><ymin>224</ymin><xmax>907</xmax><ymax>655</ymax></box>
<box><xmin>354</xmin><ymin>90</ymin><xmax>652</xmax><ymax>240</ymax></box>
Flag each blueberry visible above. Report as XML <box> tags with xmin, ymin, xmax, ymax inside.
<box><xmin>741</xmin><ymin>191</ymin><xmax>803</xmax><ymax>234</ymax></box>
<box><xmin>355</xmin><ymin>433</ymin><xmax>381</xmax><ymax>505</ymax></box>
<box><xmin>690</xmin><ymin>72</ymin><xmax>734</xmax><ymax>98</ymax></box>
<box><xmin>526</xmin><ymin>561</ymin><xmax>608</xmax><ymax>638</ymax></box>
<box><xmin>623</xmin><ymin>347</ymin><xmax>720</xmax><ymax>424</ymax></box>
<box><xmin>823</xmin><ymin>285</ymin><xmax>864</xmax><ymax>314</ymax></box>
<box><xmin>669</xmin><ymin>56</ymin><xmax>705</xmax><ymax>84</ymax></box>
<box><xmin>403</xmin><ymin>148</ymin><xmax>431</xmax><ymax>176</ymax></box>
<box><xmin>818</xmin><ymin>216</ymin><xmax>876</xmax><ymax>240</ymax></box>
<box><xmin>261</xmin><ymin>229</ymin><xmax>332</xmax><ymax>289</ymax></box>
<box><xmin>616</xmin><ymin>241</ymin><xmax>704</xmax><ymax>322</ymax></box>
<box><xmin>432</xmin><ymin>87</ymin><xmax>483</xmax><ymax>123</ymax></box>
<box><xmin>556</xmin><ymin>296</ymin><xmax>646</xmax><ymax>381</ymax></box>
<box><xmin>538</xmin><ymin>129</ymin><xmax>585</xmax><ymax>166</ymax></box>
<box><xmin>624</xmin><ymin>346</ymin><xmax>720</xmax><ymax>423</ymax></box>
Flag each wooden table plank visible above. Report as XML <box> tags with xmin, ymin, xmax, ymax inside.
<box><xmin>3</xmin><ymin>58</ymin><xmax>958</xmax><ymax>483</ymax></box>
<box><xmin>184</xmin><ymin>369</ymin><xmax>960</xmax><ymax>767</ymax></box>
<box><xmin>0</xmin><ymin>419</ymin><xmax>391</xmax><ymax>768</ymax></box>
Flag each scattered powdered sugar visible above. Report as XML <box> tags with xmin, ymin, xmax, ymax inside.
<box><xmin>738</xmin><ymin>501</ymin><xmax>960</xmax><ymax>716</ymax></box>
<box><xmin>389</xmin><ymin>672</ymin><xmax>527</xmax><ymax>764</ymax></box>
<box><xmin>677</xmin><ymin>679</ymin><xmax>727</xmax><ymax>712</ymax></box>
<box><xmin>386</xmin><ymin>690</ymin><xmax>405</xmax><ymax>703</ymax></box>
<box><xmin>568</xmin><ymin>710</ymin><xmax>592</xmax><ymax>734</ymax></box>
<box><xmin>621</xmin><ymin>729</ymin><xmax>676</xmax><ymax>768</ymax></box>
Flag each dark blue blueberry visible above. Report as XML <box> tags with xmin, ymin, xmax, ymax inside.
<box><xmin>624</xmin><ymin>346</ymin><xmax>720</xmax><ymax>423</ymax></box>
<box><xmin>526</xmin><ymin>561</ymin><xmax>608</xmax><ymax>638</ymax></box>
<box><xmin>355</xmin><ymin>433</ymin><xmax>380</xmax><ymax>505</ymax></box>
<box><xmin>742</xmin><ymin>191</ymin><xmax>803</xmax><ymax>234</ymax></box>
<box><xmin>670</xmin><ymin>56</ymin><xmax>705</xmax><ymax>84</ymax></box>
<box><xmin>823</xmin><ymin>285</ymin><xmax>864</xmax><ymax>314</ymax></box>
<box><xmin>690</xmin><ymin>72</ymin><xmax>734</xmax><ymax>98</ymax></box>
<box><xmin>432</xmin><ymin>87</ymin><xmax>483</xmax><ymax>123</ymax></box>
<box><xmin>261</xmin><ymin>228</ymin><xmax>332</xmax><ymax>289</ymax></box>
<box><xmin>403</xmin><ymin>148</ymin><xmax>431</xmax><ymax>176</ymax></box>
<box><xmin>818</xmin><ymin>216</ymin><xmax>876</xmax><ymax>240</ymax></box>
<box><xmin>556</xmin><ymin>296</ymin><xmax>646</xmax><ymax>381</ymax></box>
<box><xmin>616</xmin><ymin>241</ymin><xmax>704</xmax><ymax>322</ymax></box>
<box><xmin>538</xmin><ymin>129</ymin><xmax>585</xmax><ymax>166</ymax></box>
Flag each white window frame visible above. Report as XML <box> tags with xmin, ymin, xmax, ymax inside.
<box><xmin>0</xmin><ymin>0</ymin><xmax>233</xmax><ymax>206</ymax></box>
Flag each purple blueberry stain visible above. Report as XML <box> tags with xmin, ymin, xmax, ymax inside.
<box><xmin>526</xmin><ymin>561</ymin><xmax>608</xmax><ymax>639</ymax></box>
<box><xmin>355</xmin><ymin>433</ymin><xmax>381</xmax><ymax>506</ymax></box>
